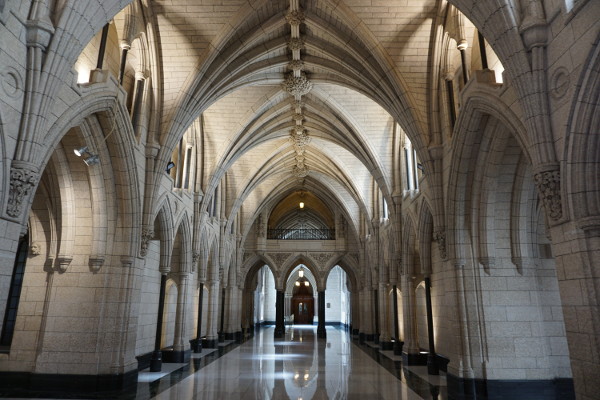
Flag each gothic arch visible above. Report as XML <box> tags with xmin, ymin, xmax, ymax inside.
<box><xmin>566</xmin><ymin>30</ymin><xmax>600</xmax><ymax>227</ymax></box>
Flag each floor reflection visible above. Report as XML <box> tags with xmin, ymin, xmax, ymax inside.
<box><xmin>144</xmin><ymin>325</ymin><xmax>444</xmax><ymax>399</ymax></box>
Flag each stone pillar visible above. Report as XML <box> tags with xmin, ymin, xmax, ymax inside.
<box><xmin>424</xmin><ymin>276</ymin><xmax>438</xmax><ymax>375</ymax></box>
<box><xmin>317</xmin><ymin>290</ymin><xmax>326</xmax><ymax>338</ymax></box>
<box><xmin>285</xmin><ymin>293</ymin><xmax>292</xmax><ymax>324</ymax></box>
<box><xmin>373</xmin><ymin>286</ymin><xmax>380</xmax><ymax>344</ymax></box>
<box><xmin>401</xmin><ymin>274</ymin><xmax>419</xmax><ymax>363</ymax></box>
<box><xmin>274</xmin><ymin>290</ymin><xmax>285</xmax><ymax>338</ymax></box>
<box><xmin>150</xmin><ymin>273</ymin><xmax>167</xmax><ymax>372</ymax></box>
<box><xmin>205</xmin><ymin>280</ymin><xmax>220</xmax><ymax>348</ymax></box>
<box><xmin>192</xmin><ymin>283</ymin><xmax>204</xmax><ymax>353</ymax></box>
<box><xmin>224</xmin><ymin>285</ymin><xmax>242</xmax><ymax>341</ymax></box>
<box><xmin>392</xmin><ymin>285</ymin><xmax>402</xmax><ymax>355</ymax></box>
<box><xmin>378</xmin><ymin>282</ymin><xmax>392</xmax><ymax>350</ymax></box>
<box><xmin>172</xmin><ymin>272</ymin><xmax>191</xmax><ymax>362</ymax></box>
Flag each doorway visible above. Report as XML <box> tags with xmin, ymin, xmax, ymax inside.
<box><xmin>291</xmin><ymin>278</ymin><xmax>314</xmax><ymax>324</ymax></box>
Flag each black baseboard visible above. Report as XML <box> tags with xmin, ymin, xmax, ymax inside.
<box><xmin>0</xmin><ymin>369</ymin><xmax>138</xmax><ymax>398</ymax></box>
<box><xmin>136</xmin><ymin>351</ymin><xmax>153</xmax><ymax>371</ymax></box>
<box><xmin>162</xmin><ymin>348</ymin><xmax>191</xmax><ymax>363</ymax></box>
<box><xmin>203</xmin><ymin>338</ymin><xmax>218</xmax><ymax>348</ymax></box>
<box><xmin>446</xmin><ymin>375</ymin><xmax>575</xmax><ymax>400</ymax></box>
<box><xmin>380</xmin><ymin>341</ymin><xmax>393</xmax><ymax>351</ymax></box>
<box><xmin>435</xmin><ymin>353</ymin><xmax>449</xmax><ymax>372</ymax></box>
<box><xmin>402</xmin><ymin>351</ymin><xmax>427</xmax><ymax>365</ymax></box>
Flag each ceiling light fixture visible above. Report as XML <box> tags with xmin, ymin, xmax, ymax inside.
<box><xmin>299</xmin><ymin>201</ymin><xmax>304</xmax><ymax>209</ymax></box>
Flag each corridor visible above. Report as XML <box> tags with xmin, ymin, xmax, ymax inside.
<box><xmin>137</xmin><ymin>326</ymin><xmax>445</xmax><ymax>400</ymax></box>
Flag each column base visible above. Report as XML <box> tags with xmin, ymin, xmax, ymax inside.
<box><xmin>359</xmin><ymin>332</ymin><xmax>365</xmax><ymax>344</ymax></box>
<box><xmin>393</xmin><ymin>340</ymin><xmax>403</xmax><ymax>355</ymax></box>
<box><xmin>204</xmin><ymin>338</ymin><xmax>218</xmax><ymax>348</ymax></box>
<box><xmin>190</xmin><ymin>338</ymin><xmax>202</xmax><ymax>353</ymax></box>
<box><xmin>162</xmin><ymin>348</ymin><xmax>191</xmax><ymax>363</ymax></box>
<box><xmin>218</xmin><ymin>332</ymin><xmax>225</xmax><ymax>342</ymax></box>
<box><xmin>402</xmin><ymin>351</ymin><xmax>427</xmax><ymax>365</ymax></box>
<box><xmin>380</xmin><ymin>341</ymin><xmax>393</xmax><ymax>351</ymax></box>
<box><xmin>365</xmin><ymin>333</ymin><xmax>375</xmax><ymax>342</ymax></box>
<box><xmin>234</xmin><ymin>331</ymin><xmax>243</xmax><ymax>342</ymax></box>
<box><xmin>352</xmin><ymin>328</ymin><xmax>359</xmax><ymax>336</ymax></box>
<box><xmin>149</xmin><ymin>350</ymin><xmax>162</xmax><ymax>372</ymax></box>
<box><xmin>427</xmin><ymin>353</ymin><xmax>439</xmax><ymax>375</ymax></box>
<box><xmin>317</xmin><ymin>327</ymin><xmax>326</xmax><ymax>339</ymax></box>
<box><xmin>374</xmin><ymin>334</ymin><xmax>380</xmax><ymax>344</ymax></box>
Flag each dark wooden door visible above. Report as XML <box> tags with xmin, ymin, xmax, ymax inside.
<box><xmin>292</xmin><ymin>295</ymin><xmax>314</xmax><ymax>324</ymax></box>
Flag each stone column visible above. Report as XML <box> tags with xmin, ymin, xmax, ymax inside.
<box><xmin>150</xmin><ymin>272</ymin><xmax>168</xmax><ymax>371</ymax></box>
<box><xmin>205</xmin><ymin>280</ymin><xmax>220</xmax><ymax>348</ymax></box>
<box><xmin>317</xmin><ymin>290</ymin><xmax>326</xmax><ymax>339</ymax></box>
<box><xmin>192</xmin><ymin>283</ymin><xmax>204</xmax><ymax>353</ymax></box>
<box><xmin>424</xmin><ymin>276</ymin><xmax>438</xmax><ymax>375</ymax></box>
<box><xmin>274</xmin><ymin>290</ymin><xmax>285</xmax><ymax>338</ymax></box>
<box><xmin>392</xmin><ymin>285</ymin><xmax>402</xmax><ymax>355</ymax></box>
<box><xmin>172</xmin><ymin>272</ymin><xmax>191</xmax><ymax>362</ymax></box>
<box><xmin>378</xmin><ymin>282</ymin><xmax>392</xmax><ymax>350</ymax></box>
<box><xmin>401</xmin><ymin>274</ymin><xmax>419</xmax><ymax>363</ymax></box>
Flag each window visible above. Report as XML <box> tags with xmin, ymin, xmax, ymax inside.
<box><xmin>1</xmin><ymin>234</ymin><xmax>28</xmax><ymax>349</ymax></box>
<box><xmin>404</xmin><ymin>136</ymin><xmax>420</xmax><ymax>192</ymax></box>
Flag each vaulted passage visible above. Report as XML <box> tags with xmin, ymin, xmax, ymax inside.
<box><xmin>1</xmin><ymin>1</ymin><xmax>599</xmax><ymax>400</ymax></box>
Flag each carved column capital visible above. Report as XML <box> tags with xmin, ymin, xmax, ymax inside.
<box><xmin>140</xmin><ymin>228</ymin><xmax>154</xmax><ymax>256</ymax></box>
<box><xmin>7</xmin><ymin>162</ymin><xmax>39</xmax><ymax>218</ymax></box>
<box><xmin>534</xmin><ymin>169</ymin><xmax>562</xmax><ymax>221</ymax></box>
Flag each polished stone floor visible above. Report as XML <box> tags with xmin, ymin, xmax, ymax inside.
<box><xmin>139</xmin><ymin>326</ymin><xmax>446</xmax><ymax>400</ymax></box>
<box><xmin>0</xmin><ymin>326</ymin><xmax>447</xmax><ymax>399</ymax></box>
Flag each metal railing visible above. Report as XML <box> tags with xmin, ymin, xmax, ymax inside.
<box><xmin>267</xmin><ymin>228</ymin><xmax>335</xmax><ymax>240</ymax></box>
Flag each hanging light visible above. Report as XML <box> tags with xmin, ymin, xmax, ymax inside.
<box><xmin>299</xmin><ymin>269</ymin><xmax>304</xmax><ymax>278</ymax></box>
<box><xmin>74</xmin><ymin>146</ymin><xmax>89</xmax><ymax>157</ymax></box>
<box><xmin>295</xmin><ymin>281</ymin><xmax>300</xmax><ymax>286</ymax></box>
<box><xmin>299</xmin><ymin>201</ymin><xmax>304</xmax><ymax>209</ymax></box>
<box><xmin>83</xmin><ymin>154</ymin><xmax>100</xmax><ymax>166</ymax></box>
<box><xmin>304</xmin><ymin>281</ymin><xmax>309</xmax><ymax>286</ymax></box>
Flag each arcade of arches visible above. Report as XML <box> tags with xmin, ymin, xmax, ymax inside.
<box><xmin>0</xmin><ymin>0</ymin><xmax>599</xmax><ymax>399</ymax></box>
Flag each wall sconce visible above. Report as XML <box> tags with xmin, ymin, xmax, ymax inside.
<box><xmin>74</xmin><ymin>146</ymin><xmax>100</xmax><ymax>166</ymax></box>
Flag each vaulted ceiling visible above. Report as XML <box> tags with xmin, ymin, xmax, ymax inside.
<box><xmin>110</xmin><ymin>0</ymin><xmax>449</xmax><ymax>240</ymax></box>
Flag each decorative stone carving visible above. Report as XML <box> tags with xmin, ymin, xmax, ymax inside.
<box><xmin>268</xmin><ymin>252</ymin><xmax>292</xmax><ymax>269</ymax></box>
<box><xmin>243</xmin><ymin>251</ymin><xmax>254</xmax><ymax>264</ymax></box>
<box><xmin>285</xmin><ymin>10</ymin><xmax>305</xmax><ymax>26</ymax></box>
<box><xmin>550</xmin><ymin>67</ymin><xmax>569</xmax><ymax>100</ymax></box>
<box><xmin>534</xmin><ymin>169</ymin><xmax>562</xmax><ymax>220</ymax></box>
<box><xmin>89</xmin><ymin>257</ymin><xmax>105</xmax><ymax>273</ymax></box>
<box><xmin>56</xmin><ymin>256</ymin><xmax>73</xmax><ymax>273</ymax></box>
<box><xmin>287</xmin><ymin>60</ymin><xmax>305</xmax><ymax>72</ymax></box>
<box><xmin>140</xmin><ymin>228</ymin><xmax>154</xmax><ymax>256</ymax></box>
<box><xmin>292</xmin><ymin>113</ymin><xmax>304</xmax><ymax>123</ymax></box>
<box><xmin>7</xmin><ymin>164</ymin><xmax>39</xmax><ymax>218</ymax></box>
<box><xmin>193</xmin><ymin>251</ymin><xmax>201</xmax><ymax>263</ymax></box>
<box><xmin>293</xmin><ymin>165</ymin><xmax>309</xmax><ymax>178</ymax></box>
<box><xmin>310</xmin><ymin>252</ymin><xmax>334</xmax><ymax>269</ymax></box>
<box><xmin>289</xmin><ymin>129</ymin><xmax>311</xmax><ymax>147</ymax></box>
<box><xmin>282</xmin><ymin>72</ymin><xmax>312</xmax><ymax>97</ymax></box>
<box><xmin>0</xmin><ymin>67</ymin><xmax>23</xmax><ymax>99</ymax></box>
<box><xmin>30</xmin><ymin>242</ymin><xmax>41</xmax><ymax>256</ymax></box>
<box><xmin>287</xmin><ymin>38</ymin><xmax>304</xmax><ymax>51</ymax></box>
<box><xmin>433</xmin><ymin>229</ymin><xmax>447</xmax><ymax>260</ymax></box>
